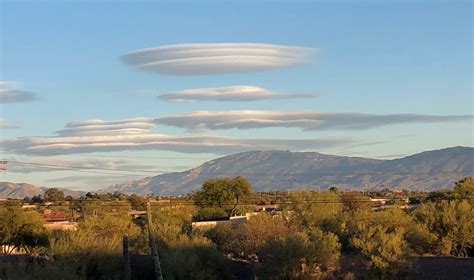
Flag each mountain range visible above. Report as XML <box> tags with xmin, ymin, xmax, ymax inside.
<box><xmin>1</xmin><ymin>147</ymin><xmax>472</xmax><ymax>198</ymax></box>
<box><xmin>102</xmin><ymin>146</ymin><xmax>473</xmax><ymax>196</ymax></box>
<box><xmin>0</xmin><ymin>182</ymin><xmax>83</xmax><ymax>199</ymax></box>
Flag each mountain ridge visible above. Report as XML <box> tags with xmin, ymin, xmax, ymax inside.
<box><xmin>2</xmin><ymin>147</ymin><xmax>472</xmax><ymax>198</ymax></box>
<box><xmin>103</xmin><ymin>146</ymin><xmax>474</xmax><ymax>195</ymax></box>
<box><xmin>0</xmin><ymin>182</ymin><xmax>83</xmax><ymax>199</ymax></box>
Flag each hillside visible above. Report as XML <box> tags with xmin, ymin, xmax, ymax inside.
<box><xmin>103</xmin><ymin>146</ymin><xmax>474</xmax><ymax>195</ymax></box>
<box><xmin>0</xmin><ymin>182</ymin><xmax>83</xmax><ymax>199</ymax></box>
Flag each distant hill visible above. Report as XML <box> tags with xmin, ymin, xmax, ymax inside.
<box><xmin>0</xmin><ymin>182</ymin><xmax>83</xmax><ymax>199</ymax></box>
<box><xmin>103</xmin><ymin>146</ymin><xmax>474</xmax><ymax>196</ymax></box>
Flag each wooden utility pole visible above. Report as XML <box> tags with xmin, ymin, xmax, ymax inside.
<box><xmin>146</xmin><ymin>202</ymin><xmax>163</xmax><ymax>280</ymax></box>
<box><xmin>123</xmin><ymin>234</ymin><xmax>131</xmax><ymax>280</ymax></box>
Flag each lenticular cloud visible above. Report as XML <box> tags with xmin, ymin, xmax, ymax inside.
<box><xmin>1</xmin><ymin>118</ymin><xmax>352</xmax><ymax>155</ymax></box>
<box><xmin>121</xmin><ymin>43</ymin><xmax>314</xmax><ymax>75</ymax></box>
<box><xmin>158</xmin><ymin>85</ymin><xmax>321</xmax><ymax>102</ymax></box>
<box><xmin>0</xmin><ymin>81</ymin><xmax>38</xmax><ymax>104</ymax></box>
<box><xmin>155</xmin><ymin>110</ymin><xmax>474</xmax><ymax>131</ymax></box>
<box><xmin>56</xmin><ymin>118</ymin><xmax>156</xmax><ymax>136</ymax></box>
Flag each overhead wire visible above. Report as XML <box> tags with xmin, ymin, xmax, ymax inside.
<box><xmin>0</xmin><ymin>149</ymin><xmax>214</xmax><ymax>160</ymax></box>
<box><xmin>6</xmin><ymin>160</ymin><xmax>473</xmax><ymax>177</ymax></box>
<box><xmin>11</xmin><ymin>196</ymin><xmax>473</xmax><ymax>208</ymax></box>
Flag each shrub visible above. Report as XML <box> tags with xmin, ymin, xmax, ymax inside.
<box><xmin>193</xmin><ymin>207</ymin><xmax>229</xmax><ymax>221</ymax></box>
<box><xmin>412</xmin><ymin>200</ymin><xmax>474</xmax><ymax>257</ymax></box>
<box><xmin>350</xmin><ymin>223</ymin><xmax>411</xmax><ymax>278</ymax></box>
<box><xmin>258</xmin><ymin>229</ymin><xmax>341</xmax><ymax>279</ymax></box>
<box><xmin>0</xmin><ymin>206</ymin><xmax>48</xmax><ymax>255</ymax></box>
<box><xmin>206</xmin><ymin>213</ymin><xmax>295</xmax><ymax>260</ymax></box>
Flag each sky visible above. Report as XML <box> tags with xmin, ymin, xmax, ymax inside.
<box><xmin>0</xmin><ymin>0</ymin><xmax>472</xmax><ymax>191</ymax></box>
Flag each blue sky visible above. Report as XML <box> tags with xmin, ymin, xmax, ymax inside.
<box><xmin>1</xmin><ymin>0</ymin><xmax>472</xmax><ymax>190</ymax></box>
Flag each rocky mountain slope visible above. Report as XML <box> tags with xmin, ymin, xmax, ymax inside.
<box><xmin>103</xmin><ymin>146</ymin><xmax>474</xmax><ymax>195</ymax></box>
<box><xmin>0</xmin><ymin>182</ymin><xmax>83</xmax><ymax>199</ymax></box>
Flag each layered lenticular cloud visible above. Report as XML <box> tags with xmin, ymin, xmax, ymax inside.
<box><xmin>1</xmin><ymin>118</ymin><xmax>352</xmax><ymax>155</ymax></box>
<box><xmin>56</xmin><ymin>118</ymin><xmax>156</xmax><ymax>136</ymax></box>
<box><xmin>155</xmin><ymin>110</ymin><xmax>474</xmax><ymax>131</ymax></box>
<box><xmin>0</xmin><ymin>81</ymin><xmax>38</xmax><ymax>104</ymax></box>
<box><xmin>7</xmin><ymin>157</ymin><xmax>158</xmax><ymax>174</ymax></box>
<box><xmin>122</xmin><ymin>43</ymin><xmax>314</xmax><ymax>75</ymax></box>
<box><xmin>158</xmin><ymin>85</ymin><xmax>321</xmax><ymax>102</ymax></box>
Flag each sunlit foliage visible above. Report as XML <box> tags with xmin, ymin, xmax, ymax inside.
<box><xmin>413</xmin><ymin>199</ymin><xmax>473</xmax><ymax>257</ymax></box>
<box><xmin>259</xmin><ymin>228</ymin><xmax>341</xmax><ymax>279</ymax></box>
<box><xmin>193</xmin><ymin>176</ymin><xmax>252</xmax><ymax>219</ymax></box>
<box><xmin>0</xmin><ymin>206</ymin><xmax>48</xmax><ymax>255</ymax></box>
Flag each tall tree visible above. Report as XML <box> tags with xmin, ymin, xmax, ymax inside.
<box><xmin>193</xmin><ymin>176</ymin><xmax>252</xmax><ymax>218</ymax></box>
<box><xmin>43</xmin><ymin>188</ymin><xmax>65</xmax><ymax>202</ymax></box>
<box><xmin>228</xmin><ymin>176</ymin><xmax>252</xmax><ymax>216</ymax></box>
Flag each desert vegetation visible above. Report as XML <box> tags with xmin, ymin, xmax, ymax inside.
<box><xmin>0</xmin><ymin>177</ymin><xmax>472</xmax><ymax>279</ymax></box>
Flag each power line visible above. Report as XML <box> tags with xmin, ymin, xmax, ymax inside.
<box><xmin>8</xmin><ymin>162</ymin><xmax>148</xmax><ymax>177</ymax></box>
<box><xmin>12</xmin><ymin>197</ymin><xmax>472</xmax><ymax>207</ymax></box>
<box><xmin>9</xmin><ymin>161</ymin><xmax>170</xmax><ymax>174</ymax></box>
<box><xmin>6</xmin><ymin>160</ymin><xmax>474</xmax><ymax>177</ymax></box>
<box><xmin>0</xmin><ymin>150</ymin><xmax>214</xmax><ymax>160</ymax></box>
<box><xmin>4</xmin><ymin>163</ymin><xmax>318</xmax><ymax>182</ymax></box>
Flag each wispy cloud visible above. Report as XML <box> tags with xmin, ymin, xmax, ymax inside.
<box><xmin>158</xmin><ymin>85</ymin><xmax>321</xmax><ymax>102</ymax></box>
<box><xmin>6</xmin><ymin>157</ymin><xmax>159</xmax><ymax>174</ymax></box>
<box><xmin>122</xmin><ymin>43</ymin><xmax>314</xmax><ymax>75</ymax></box>
<box><xmin>0</xmin><ymin>118</ymin><xmax>21</xmax><ymax>129</ymax></box>
<box><xmin>155</xmin><ymin>110</ymin><xmax>473</xmax><ymax>131</ymax></box>
<box><xmin>0</xmin><ymin>81</ymin><xmax>38</xmax><ymax>104</ymax></box>
<box><xmin>1</xmin><ymin>118</ymin><xmax>354</xmax><ymax>155</ymax></box>
<box><xmin>47</xmin><ymin>175</ymin><xmax>131</xmax><ymax>185</ymax></box>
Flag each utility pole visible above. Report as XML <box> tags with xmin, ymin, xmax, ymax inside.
<box><xmin>0</xmin><ymin>160</ymin><xmax>7</xmax><ymax>172</ymax></box>
<box><xmin>146</xmin><ymin>202</ymin><xmax>163</xmax><ymax>280</ymax></box>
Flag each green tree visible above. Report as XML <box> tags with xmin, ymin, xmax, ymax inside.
<box><xmin>192</xmin><ymin>207</ymin><xmax>228</xmax><ymax>221</ymax></box>
<box><xmin>329</xmin><ymin>186</ymin><xmax>338</xmax><ymax>193</ymax></box>
<box><xmin>126</xmin><ymin>194</ymin><xmax>147</xmax><ymax>210</ymax></box>
<box><xmin>31</xmin><ymin>195</ymin><xmax>44</xmax><ymax>203</ymax></box>
<box><xmin>228</xmin><ymin>176</ymin><xmax>252</xmax><ymax>216</ymax></box>
<box><xmin>0</xmin><ymin>207</ymin><xmax>47</xmax><ymax>255</ymax></box>
<box><xmin>43</xmin><ymin>188</ymin><xmax>65</xmax><ymax>202</ymax></box>
<box><xmin>453</xmin><ymin>176</ymin><xmax>474</xmax><ymax>199</ymax></box>
<box><xmin>193</xmin><ymin>176</ymin><xmax>252</xmax><ymax>219</ymax></box>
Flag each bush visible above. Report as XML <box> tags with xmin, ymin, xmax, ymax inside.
<box><xmin>285</xmin><ymin>191</ymin><xmax>342</xmax><ymax>229</ymax></box>
<box><xmin>350</xmin><ymin>224</ymin><xmax>411</xmax><ymax>278</ymax></box>
<box><xmin>50</xmin><ymin>214</ymin><xmax>141</xmax><ymax>255</ymax></box>
<box><xmin>258</xmin><ymin>229</ymin><xmax>341</xmax><ymax>280</ymax></box>
<box><xmin>412</xmin><ymin>200</ymin><xmax>474</xmax><ymax>257</ymax></box>
<box><xmin>0</xmin><ymin>206</ymin><xmax>48</xmax><ymax>255</ymax></box>
<box><xmin>193</xmin><ymin>207</ymin><xmax>229</xmax><ymax>221</ymax></box>
<box><xmin>161</xmin><ymin>239</ymin><xmax>233</xmax><ymax>280</ymax></box>
<box><xmin>206</xmin><ymin>213</ymin><xmax>296</xmax><ymax>260</ymax></box>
